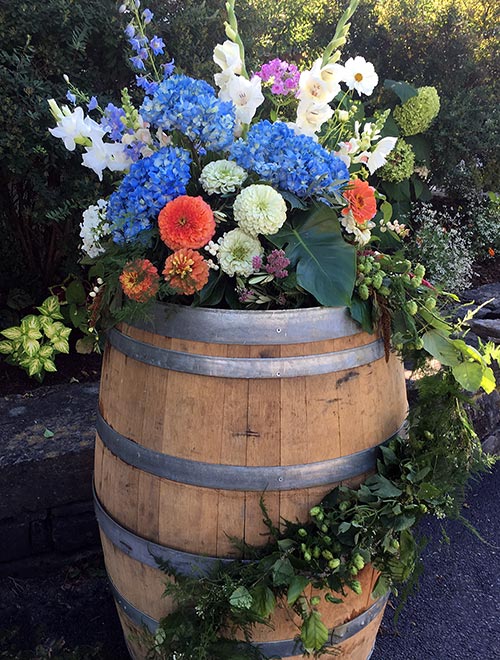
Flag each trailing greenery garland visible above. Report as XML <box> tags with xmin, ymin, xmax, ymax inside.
<box><xmin>144</xmin><ymin>297</ymin><xmax>498</xmax><ymax>659</ymax></box>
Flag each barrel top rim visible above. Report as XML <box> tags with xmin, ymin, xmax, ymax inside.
<box><xmin>128</xmin><ymin>302</ymin><xmax>362</xmax><ymax>344</ymax></box>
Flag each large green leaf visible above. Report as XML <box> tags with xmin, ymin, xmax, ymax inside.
<box><xmin>384</xmin><ymin>79</ymin><xmax>418</xmax><ymax>103</ymax></box>
<box><xmin>272</xmin><ymin>205</ymin><xmax>356</xmax><ymax>307</ymax></box>
<box><xmin>301</xmin><ymin>611</ymin><xmax>329</xmax><ymax>652</ymax></box>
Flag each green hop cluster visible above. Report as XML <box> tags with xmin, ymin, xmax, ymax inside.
<box><xmin>393</xmin><ymin>86</ymin><xmax>440</xmax><ymax>136</ymax></box>
<box><xmin>378</xmin><ymin>139</ymin><xmax>415</xmax><ymax>183</ymax></box>
<box><xmin>356</xmin><ymin>254</ymin><xmax>390</xmax><ymax>300</ymax></box>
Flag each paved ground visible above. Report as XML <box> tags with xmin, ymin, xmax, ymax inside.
<box><xmin>1</xmin><ymin>463</ymin><xmax>498</xmax><ymax>659</ymax></box>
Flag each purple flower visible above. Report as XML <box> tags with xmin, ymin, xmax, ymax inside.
<box><xmin>252</xmin><ymin>255</ymin><xmax>263</xmax><ymax>271</ymax></box>
<box><xmin>238</xmin><ymin>287</ymin><xmax>254</xmax><ymax>303</ymax></box>
<box><xmin>125</xmin><ymin>23</ymin><xmax>136</xmax><ymax>38</ymax></box>
<box><xmin>130</xmin><ymin>55</ymin><xmax>146</xmax><ymax>70</ymax></box>
<box><xmin>138</xmin><ymin>47</ymin><xmax>149</xmax><ymax>60</ymax></box>
<box><xmin>87</xmin><ymin>96</ymin><xmax>98</xmax><ymax>111</ymax></box>
<box><xmin>129</xmin><ymin>36</ymin><xmax>147</xmax><ymax>52</ymax></box>
<box><xmin>142</xmin><ymin>8</ymin><xmax>154</xmax><ymax>24</ymax></box>
<box><xmin>66</xmin><ymin>90</ymin><xmax>76</xmax><ymax>104</ymax></box>
<box><xmin>149</xmin><ymin>35</ymin><xmax>165</xmax><ymax>56</ymax></box>
<box><xmin>265</xmin><ymin>249</ymin><xmax>290</xmax><ymax>279</ymax></box>
<box><xmin>162</xmin><ymin>59</ymin><xmax>175</xmax><ymax>77</ymax></box>
<box><xmin>255</xmin><ymin>58</ymin><xmax>300</xmax><ymax>96</ymax></box>
<box><xmin>136</xmin><ymin>75</ymin><xmax>159</xmax><ymax>95</ymax></box>
<box><xmin>101</xmin><ymin>103</ymin><xmax>127</xmax><ymax>141</ymax></box>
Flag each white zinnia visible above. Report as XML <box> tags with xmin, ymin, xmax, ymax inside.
<box><xmin>217</xmin><ymin>229</ymin><xmax>263</xmax><ymax>277</ymax></box>
<box><xmin>199</xmin><ymin>160</ymin><xmax>247</xmax><ymax>195</ymax></box>
<box><xmin>233</xmin><ymin>185</ymin><xmax>287</xmax><ymax>236</ymax></box>
<box><xmin>342</xmin><ymin>57</ymin><xmax>378</xmax><ymax>96</ymax></box>
<box><xmin>80</xmin><ymin>199</ymin><xmax>110</xmax><ymax>258</ymax></box>
<box><xmin>219</xmin><ymin>74</ymin><xmax>265</xmax><ymax>127</ymax></box>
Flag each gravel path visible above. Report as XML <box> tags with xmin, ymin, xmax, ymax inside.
<box><xmin>1</xmin><ymin>465</ymin><xmax>498</xmax><ymax>659</ymax></box>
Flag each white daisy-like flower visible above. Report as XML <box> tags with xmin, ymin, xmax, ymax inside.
<box><xmin>342</xmin><ymin>57</ymin><xmax>378</xmax><ymax>96</ymax></box>
<box><xmin>199</xmin><ymin>160</ymin><xmax>247</xmax><ymax>195</ymax></box>
<box><xmin>340</xmin><ymin>210</ymin><xmax>375</xmax><ymax>247</ymax></box>
<box><xmin>217</xmin><ymin>229</ymin><xmax>263</xmax><ymax>277</ymax></box>
<box><xmin>80</xmin><ymin>199</ymin><xmax>110</xmax><ymax>258</ymax></box>
<box><xmin>233</xmin><ymin>184</ymin><xmax>287</xmax><ymax>236</ymax></box>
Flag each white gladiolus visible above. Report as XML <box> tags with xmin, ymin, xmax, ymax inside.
<box><xmin>218</xmin><ymin>74</ymin><xmax>264</xmax><ymax>127</ymax></box>
<box><xmin>49</xmin><ymin>105</ymin><xmax>104</xmax><ymax>151</ymax></box>
<box><xmin>340</xmin><ymin>210</ymin><xmax>375</xmax><ymax>246</ymax></box>
<box><xmin>213</xmin><ymin>40</ymin><xmax>243</xmax><ymax>75</ymax></box>
<box><xmin>354</xmin><ymin>136</ymin><xmax>398</xmax><ymax>174</ymax></box>
<box><xmin>294</xmin><ymin>99</ymin><xmax>334</xmax><ymax>137</ymax></box>
<box><xmin>82</xmin><ymin>136</ymin><xmax>132</xmax><ymax>181</ymax></box>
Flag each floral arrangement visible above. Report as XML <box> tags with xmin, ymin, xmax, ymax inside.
<box><xmin>34</xmin><ymin>0</ymin><xmax>500</xmax><ymax>658</ymax></box>
<box><xmin>45</xmin><ymin>0</ymin><xmax>438</xmax><ymax>333</ymax></box>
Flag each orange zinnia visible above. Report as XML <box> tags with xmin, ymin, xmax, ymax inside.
<box><xmin>119</xmin><ymin>259</ymin><xmax>160</xmax><ymax>303</ymax></box>
<box><xmin>342</xmin><ymin>179</ymin><xmax>377</xmax><ymax>224</ymax></box>
<box><xmin>163</xmin><ymin>248</ymin><xmax>209</xmax><ymax>295</ymax></box>
<box><xmin>158</xmin><ymin>195</ymin><xmax>215</xmax><ymax>250</ymax></box>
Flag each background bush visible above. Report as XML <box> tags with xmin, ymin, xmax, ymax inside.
<box><xmin>0</xmin><ymin>0</ymin><xmax>497</xmax><ymax>314</ymax></box>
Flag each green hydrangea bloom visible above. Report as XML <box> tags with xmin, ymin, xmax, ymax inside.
<box><xmin>393</xmin><ymin>86</ymin><xmax>440</xmax><ymax>136</ymax></box>
<box><xmin>378</xmin><ymin>139</ymin><xmax>415</xmax><ymax>183</ymax></box>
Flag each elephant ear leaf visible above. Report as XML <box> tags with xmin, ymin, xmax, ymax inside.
<box><xmin>272</xmin><ymin>204</ymin><xmax>356</xmax><ymax>307</ymax></box>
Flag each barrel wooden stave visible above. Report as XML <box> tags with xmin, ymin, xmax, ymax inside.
<box><xmin>95</xmin><ymin>307</ymin><xmax>407</xmax><ymax>659</ymax></box>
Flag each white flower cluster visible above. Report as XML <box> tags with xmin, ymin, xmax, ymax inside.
<box><xmin>290</xmin><ymin>56</ymin><xmax>378</xmax><ymax>138</ymax></box>
<box><xmin>335</xmin><ymin>120</ymin><xmax>396</xmax><ymax>174</ymax></box>
<box><xmin>339</xmin><ymin>211</ymin><xmax>375</xmax><ymax>247</ymax></box>
<box><xmin>80</xmin><ymin>199</ymin><xmax>110</xmax><ymax>258</ymax></box>
<box><xmin>199</xmin><ymin>159</ymin><xmax>247</xmax><ymax>195</ymax></box>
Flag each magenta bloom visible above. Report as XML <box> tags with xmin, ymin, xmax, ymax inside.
<box><xmin>265</xmin><ymin>249</ymin><xmax>290</xmax><ymax>279</ymax></box>
<box><xmin>255</xmin><ymin>58</ymin><xmax>300</xmax><ymax>96</ymax></box>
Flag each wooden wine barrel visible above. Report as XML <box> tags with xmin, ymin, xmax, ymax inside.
<box><xmin>94</xmin><ymin>304</ymin><xmax>407</xmax><ymax>659</ymax></box>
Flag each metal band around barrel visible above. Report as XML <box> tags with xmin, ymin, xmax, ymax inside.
<box><xmin>108</xmin><ymin>327</ymin><xmax>384</xmax><ymax>379</ymax></box>
<box><xmin>97</xmin><ymin>412</ymin><xmax>404</xmax><ymax>491</ymax></box>
<box><xmin>93</xmin><ymin>484</ymin><xmax>235</xmax><ymax>576</ymax></box>
<box><xmin>109</xmin><ymin>577</ymin><xmax>389</xmax><ymax>657</ymax></box>
<box><xmin>131</xmin><ymin>303</ymin><xmax>362</xmax><ymax>345</ymax></box>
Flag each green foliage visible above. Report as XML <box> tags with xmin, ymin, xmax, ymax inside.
<box><xmin>151</xmin><ymin>368</ymin><xmax>495</xmax><ymax>659</ymax></box>
<box><xmin>272</xmin><ymin>204</ymin><xmax>356</xmax><ymax>306</ymax></box>
<box><xmin>0</xmin><ymin>296</ymin><xmax>71</xmax><ymax>380</ymax></box>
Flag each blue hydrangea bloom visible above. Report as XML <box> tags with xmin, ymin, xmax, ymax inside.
<box><xmin>140</xmin><ymin>74</ymin><xmax>235</xmax><ymax>151</ymax></box>
<box><xmin>230</xmin><ymin>120</ymin><xmax>349</xmax><ymax>199</ymax></box>
<box><xmin>107</xmin><ymin>146</ymin><xmax>192</xmax><ymax>243</ymax></box>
